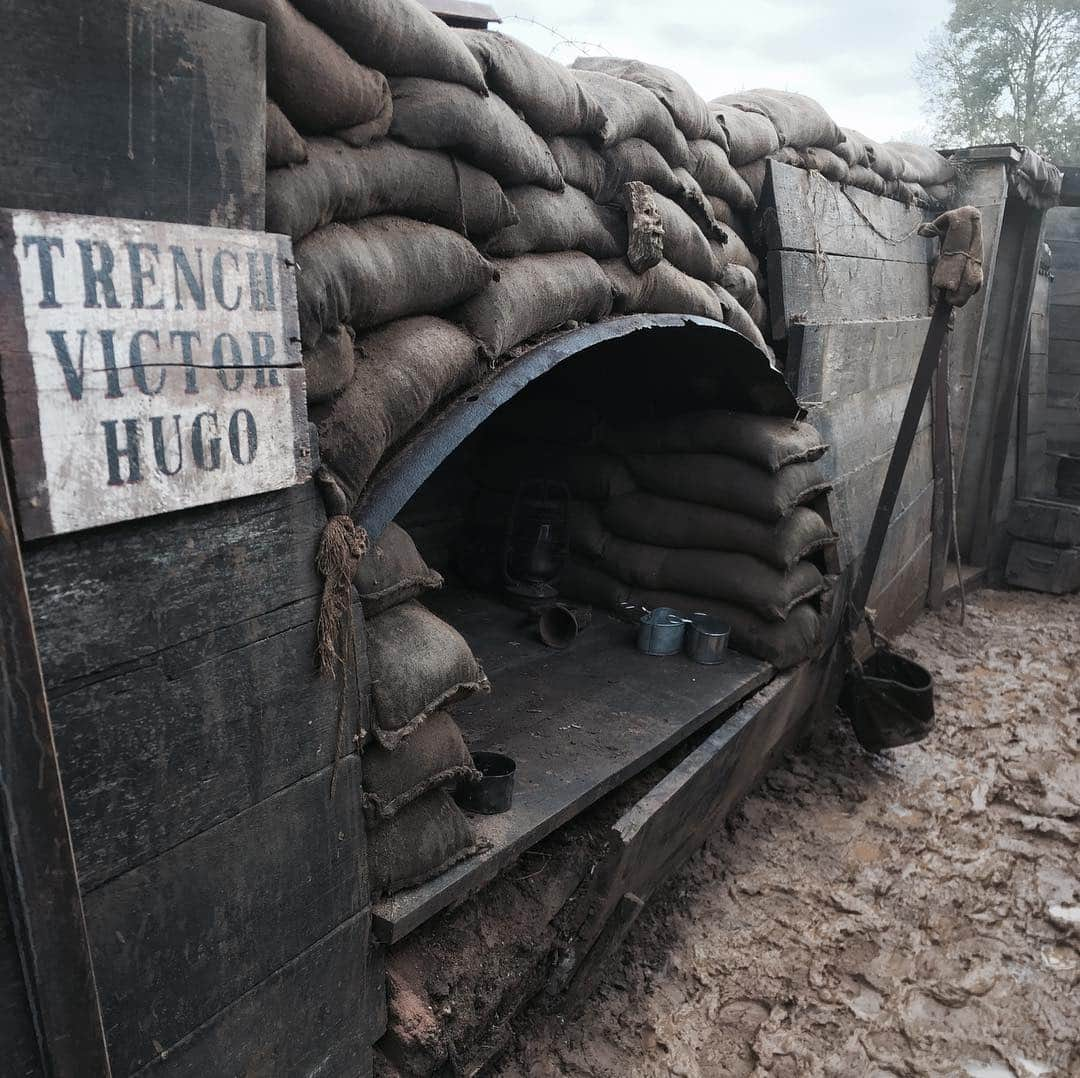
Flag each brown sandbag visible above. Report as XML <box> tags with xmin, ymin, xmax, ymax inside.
<box><xmin>887</xmin><ymin>142</ymin><xmax>957</xmax><ymax>187</ymax></box>
<box><xmin>295</xmin><ymin>217</ymin><xmax>495</xmax><ymax>342</ymax></box>
<box><xmin>367</xmin><ymin>790</ymin><xmax>477</xmax><ymax>898</ymax></box>
<box><xmin>718</xmin><ymin>263</ymin><xmax>757</xmax><ymax>308</ymax></box>
<box><xmin>672</xmin><ymin>167</ymin><xmax>727</xmax><ymax>240</ymax></box>
<box><xmin>206</xmin><ymin>0</ymin><xmax>391</xmax><ymax>134</ymax></box>
<box><xmin>367</xmin><ymin>601</ymin><xmax>490</xmax><ymax>750</ymax></box>
<box><xmin>267</xmin><ymin>100</ymin><xmax>307</xmax><ymax>167</ymax></box>
<box><xmin>571</xmin><ymin>56</ymin><xmax>717</xmax><ymax>141</ymax></box>
<box><xmin>845</xmin><ymin>164</ymin><xmax>887</xmax><ymax>196</ymax></box>
<box><xmin>455</xmin><ymin>253</ymin><xmax>614</xmax><ymax>361</ymax></box>
<box><xmin>802</xmin><ymin>146</ymin><xmax>849</xmax><ymax>183</ymax></box>
<box><xmin>304</xmin><ymin>324</ymin><xmax>355</xmax><ymax>404</ymax></box>
<box><xmin>653</xmin><ymin>192</ymin><xmax>720</xmax><ymax>281</ymax></box>
<box><xmin>603</xmin><ymin>258</ymin><xmax>726</xmax><ymax>323</ymax></box>
<box><xmin>484</xmin><ymin>185</ymin><xmax>626</xmax><ymax>260</ymax></box>
<box><xmin>315</xmin><ymin>316</ymin><xmax>482</xmax><ymax>513</ymax></box>
<box><xmin>704</xmin><ymin>196</ymin><xmax>745</xmax><ymax>234</ymax></box>
<box><xmin>711</xmin><ymin>282</ymin><xmax>771</xmax><ymax>354</ymax></box>
<box><xmin>714</xmin><ymin>89</ymin><xmax>842</xmax><ymax>150</ymax></box>
<box><xmin>603</xmin><ymin>493</ymin><xmax>838</xmax><ymax>570</ymax></box>
<box><xmin>290</xmin><ymin>0</ymin><xmax>487</xmax><ymax>93</ymax></box>
<box><xmin>687</xmin><ymin>140</ymin><xmax>757</xmax><ymax>214</ymax></box>
<box><xmin>625</xmin><ymin>452</ymin><xmax>831</xmax><ymax>522</ymax></box>
<box><xmin>335</xmin><ymin>98</ymin><xmax>393</xmax><ymax>149</ymax></box>
<box><xmin>475</xmin><ymin>443</ymin><xmax>636</xmax><ymax>502</ymax></box>
<box><xmin>600</xmin><ymin>139</ymin><xmax>684</xmax><ymax>202</ymax></box>
<box><xmin>607</xmin><ymin>411</ymin><xmax>827</xmax><ymax>472</ymax></box>
<box><xmin>267</xmin><ymin>137</ymin><xmax>518</xmax><ymax>242</ymax></box>
<box><xmin>389</xmin><ymin>77</ymin><xmax>564</xmax><ymax>191</ymax></box>
<box><xmin>709</xmin><ymin>103</ymin><xmax>780</xmax><ymax>166</ymax></box>
<box><xmin>711</xmin><ymin>230</ymin><xmax>758</xmax><ymax>274</ymax></box>
<box><xmin>361</xmin><ymin>712</ymin><xmax>478</xmax><ymax>822</ymax></box>
<box><xmin>356</xmin><ymin>522</ymin><xmax>444</xmax><ymax>617</ymax></box>
<box><xmin>547</xmin><ymin>137</ymin><xmax>607</xmax><ymax>200</ymax></box>
<box><xmin>571</xmin><ymin>69</ymin><xmax>689</xmax><ymax>167</ymax></box>
<box><xmin>457</xmin><ymin>30</ymin><xmax>609</xmax><ymax>138</ymax></box>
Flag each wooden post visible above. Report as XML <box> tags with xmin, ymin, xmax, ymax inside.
<box><xmin>0</xmin><ymin>452</ymin><xmax>112</xmax><ymax>1076</ymax></box>
<box><xmin>928</xmin><ymin>345</ymin><xmax>953</xmax><ymax>610</ymax></box>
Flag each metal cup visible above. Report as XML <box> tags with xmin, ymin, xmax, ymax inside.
<box><xmin>684</xmin><ymin>613</ymin><xmax>730</xmax><ymax>664</ymax></box>
<box><xmin>538</xmin><ymin>602</ymin><xmax>593</xmax><ymax>648</ymax></box>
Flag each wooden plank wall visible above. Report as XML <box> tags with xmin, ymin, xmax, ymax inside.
<box><xmin>764</xmin><ymin>161</ymin><xmax>940</xmax><ymax>637</ymax></box>
<box><xmin>1</xmin><ymin>3</ymin><xmax>381</xmax><ymax>1074</ymax></box>
<box><xmin>1046</xmin><ymin>207</ymin><xmax>1080</xmax><ymax>458</ymax></box>
<box><xmin>1018</xmin><ymin>259</ymin><xmax>1053</xmax><ymax>497</ymax></box>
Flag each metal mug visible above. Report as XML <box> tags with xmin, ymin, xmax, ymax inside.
<box><xmin>634</xmin><ymin>606</ymin><xmax>688</xmax><ymax>656</ymax></box>
<box><xmin>538</xmin><ymin>602</ymin><xmax>593</xmax><ymax>649</ymax></box>
<box><xmin>683</xmin><ymin>613</ymin><xmax>731</xmax><ymax>665</ymax></box>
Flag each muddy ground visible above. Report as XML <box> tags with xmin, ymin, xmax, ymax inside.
<box><xmin>496</xmin><ymin>589</ymin><xmax>1080</xmax><ymax>1078</ymax></box>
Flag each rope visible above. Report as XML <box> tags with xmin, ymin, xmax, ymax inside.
<box><xmin>841</xmin><ymin>186</ymin><xmax>924</xmax><ymax>246</ymax></box>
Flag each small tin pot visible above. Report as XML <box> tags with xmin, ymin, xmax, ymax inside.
<box><xmin>454</xmin><ymin>751</ymin><xmax>516</xmax><ymax>814</ymax></box>
<box><xmin>684</xmin><ymin>614</ymin><xmax>730</xmax><ymax>665</ymax></box>
<box><xmin>538</xmin><ymin>603</ymin><xmax>592</xmax><ymax>648</ymax></box>
<box><xmin>636</xmin><ymin>606</ymin><xmax>688</xmax><ymax>656</ymax></box>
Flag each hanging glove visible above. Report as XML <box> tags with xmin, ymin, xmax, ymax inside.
<box><xmin>917</xmin><ymin>206</ymin><xmax>983</xmax><ymax>308</ymax></box>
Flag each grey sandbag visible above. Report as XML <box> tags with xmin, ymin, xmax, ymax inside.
<box><xmin>290</xmin><ymin>0</ymin><xmax>487</xmax><ymax>93</ymax></box>
<box><xmin>711</xmin><ymin>230</ymin><xmax>758</xmax><ymax>274</ymax></box>
<box><xmin>606</xmin><ymin>411</ymin><xmax>827</xmax><ymax>472</ymax></box>
<box><xmin>714</xmin><ymin>89</ymin><xmax>842</xmax><ymax>150</ymax></box>
<box><xmin>571</xmin><ymin>56</ymin><xmax>717</xmax><ymax>141</ymax></box>
<box><xmin>356</xmin><ymin>522</ymin><xmax>444</xmax><ymax>617</ymax></box>
<box><xmin>484</xmin><ymin>185</ymin><xmax>626</xmax><ymax>259</ymax></box>
<box><xmin>367</xmin><ymin>600</ymin><xmax>490</xmax><ymax>750</ymax></box>
<box><xmin>672</xmin><ymin>167</ymin><xmax>727</xmax><ymax>240</ymax></box>
<box><xmin>547</xmin><ymin>137</ymin><xmax>607</xmax><ymax>200</ymax></box>
<box><xmin>709</xmin><ymin>102</ymin><xmax>780</xmax><ymax>166</ymax></box>
<box><xmin>603</xmin><ymin>493</ymin><xmax>838</xmax><ymax>570</ymax></box>
<box><xmin>476</xmin><ymin>443</ymin><xmax>636</xmax><ymax>502</ymax></box>
<box><xmin>844</xmin><ymin>130</ymin><xmax>902</xmax><ymax>181</ymax></box>
<box><xmin>802</xmin><ymin>146</ymin><xmax>849</xmax><ymax>183</ymax></box>
<box><xmin>600</xmin><ymin>139</ymin><xmax>684</xmax><ymax>202</ymax></box>
<box><xmin>600</xmin><ymin>535</ymin><xmax>826</xmax><ymax>621</ymax></box>
<box><xmin>846</xmin><ymin>165</ymin><xmax>887</xmax><ymax>196</ymax></box>
<box><xmin>687</xmin><ymin>140</ymin><xmax>756</xmax><ymax>214</ymax></box>
<box><xmin>389</xmin><ymin>77</ymin><xmax>564</xmax><ymax>191</ymax></box>
<box><xmin>624</xmin><ymin>452</ymin><xmax>831</xmax><ymax>522</ymax></box>
<box><xmin>267</xmin><ymin>137</ymin><xmax>518</xmax><ymax>242</ymax></box>
<box><xmin>718</xmin><ymin>263</ymin><xmax>757</xmax><ymax>308</ymax></box>
<box><xmin>207</xmin><ymin>0</ymin><xmax>391</xmax><ymax>134</ymax></box>
<box><xmin>603</xmin><ymin>258</ymin><xmax>726</xmax><ymax>322</ymax></box>
<box><xmin>839</xmin><ymin>128</ymin><xmax>871</xmax><ymax>167</ymax></box>
<box><xmin>361</xmin><ymin>712</ymin><xmax>478</xmax><ymax>822</ymax></box>
<box><xmin>267</xmin><ymin>100</ymin><xmax>307</xmax><ymax>167</ymax></box>
<box><xmin>304</xmin><ymin>324</ymin><xmax>355</xmax><ymax>404</ymax></box>
<box><xmin>749</xmin><ymin>290</ymin><xmax>769</xmax><ymax>332</ymax></box>
<box><xmin>295</xmin><ymin>217</ymin><xmax>495</xmax><ymax>342</ymax></box>
<box><xmin>711</xmin><ymin>283</ymin><xmax>771</xmax><ymax>354</ymax></box>
<box><xmin>736</xmin><ymin>158</ymin><xmax>768</xmax><ymax>204</ymax></box>
<box><xmin>457</xmin><ymin>30</ymin><xmax>609</xmax><ymax>138</ymax></box>
<box><xmin>924</xmin><ymin>182</ymin><xmax>955</xmax><ymax>205</ymax></box>
<box><xmin>315</xmin><ymin>316</ymin><xmax>482</xmax><ymax>513</ymax></box>
<box><xmin>571</xmin><ymin>68</ymin><xmax>689</xmax><ymax>166</ymax></box>
<box><xmin>887</xmin><ymin>142</ymin><xmax>957</xmax><ymax>187</ymax></box>
<box><xmin>455</xmin><ymin>252</ymin><xmax>614</xmax><ymax>361</ymax></box>
<box><xmin>653</xmin><ymin>192</ymin><xmax>719</xmax><ymax>281</ymax></box>
<box><xmin>367</xmin><ymin>789</ymin><xmax>477</xmax><ymax>898</ymax></box>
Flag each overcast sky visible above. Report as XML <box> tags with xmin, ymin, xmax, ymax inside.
<box><xmin>497</xmin><ymin>1</ymin><xmax>951</xmax><ymax>144</ymax></box>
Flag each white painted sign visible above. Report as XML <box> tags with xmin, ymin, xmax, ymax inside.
<box><xmin>0</xmin><ymin>209</ymin><xmax>310</xmax><ymax>539</ymax></box>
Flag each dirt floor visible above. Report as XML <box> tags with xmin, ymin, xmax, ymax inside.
<box><xmin>496</xmin><ymin>589</ymin><xmax>1080</xmax><ymax>1078</ymax></box>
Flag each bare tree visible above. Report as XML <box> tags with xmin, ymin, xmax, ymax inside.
<box><xmin>915</xmin><ymin>0</ymin><xmax>1080</xmax><ymax>162</ymax></box>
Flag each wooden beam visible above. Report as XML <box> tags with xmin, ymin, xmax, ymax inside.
<box><xmin>0</xmin><ymin>453</ymin><xmax>112</xmax><ymax>1076</ymax></box>
<box><xmin>929</xmin><ymin>343</ymin><xmax>954</xmax><ymax>609</ymax></box>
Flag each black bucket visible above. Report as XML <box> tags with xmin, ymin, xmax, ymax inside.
<box><xmin>840</xmin><ymin>648</ymin><xmax>935</xmax><ymax>753</ymax></box>
<box><xmin>454</xmin><ymin>752</ymin><xmax>516</xmax><ymax>814</ymax></box>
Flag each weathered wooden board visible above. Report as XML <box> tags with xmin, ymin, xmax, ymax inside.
<box><xmin>134</xmin><ymin>914</ymin><xmax>382</xmax><ymax>1078</ymax></box>
<box><xmin>764</xmin><ymin>161</ymin><xmax>934</xmax><ymax>263</ymax></box>
<box><xmin>868</xmin><ymin>533</ymin><xmax>933</xmax><ymax>640</ymax></box>
<box><xmin>84</xmin><ymin>757</ymin><xmax>366</xmax><ymax>1075</ymax></box>
<box><xmin>1047</xmin><ymin>238</ymin><xmax>1080</xmax><ymax>271</ymax></box>
<box><xmin>867</xmin><ymin>482</ymin><xmax>934</xmax><ymax>607</ymax></box>
<box><xmin>0</xmin><ymin>0</ymin><xmax>264</xmax><ymax>230</ymax></box>
<box><xmin>1050</xmin><ymin>304</ymin><xmax>1080</xmax><ymax>341</ymax></box>
<box><xmin>1050</xmin><ymin>270</ymin><xmax>1080</xmax><ymax>307</ymax></box>
<box><xmin>0</xmin><ymin>210</ymin><xmax>308</xmax><ymax>539</ymax></box>
<box><xmin>768</xmin><ymin>250</ymin><xmax>931</xmax><ymax>339</ymax></box>
<box><xmin>0</xmin><ymin>882</ymin><xmax>43</xmax><ymax>1078</ymax></box>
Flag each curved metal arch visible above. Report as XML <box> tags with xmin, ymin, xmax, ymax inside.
<box><xmin>351</xmin><ymin>314</ymin><xmax>798</xmax><ymax>539</ymax></box>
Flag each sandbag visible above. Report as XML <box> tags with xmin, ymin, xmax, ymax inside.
<box><xmin>267</xmin><ymin>137</ymin><xmax>518</xmax><ymax>242</ymax></box>
<box><xmin>714</xmin><ymin>89</ymin><xmax>842</xmax><ymax>149</ymax></box>
<box><xmin>603</xmin><ymin>493</ymin><xmax>837</xmax><ymax>570</ymax></box>
<box><xmin>266</xmin><ymin>100</ymin><xmax>307</xmax><ymax>168</ymax></box>
<box><xmin>304</xmin><ymin>324</ymin><xmax>355</xmax><ymax>404</ymax></box>
<box><xmin>924</xmin><ymin>182</ymin><xmax>955</xmax><ymax>205</ymax></box>
<box><xmin>367</xmin><ymin>601</ymin><xmax>490</xmax><ymax>749</ymax></box>
<box><xmin>367</xmin><ymin>789</ymin><xmax>477</xmax><ymax>898</ymax></box>
<box><xmin>361</xmin><ymin>712</ymin><xmax>478</xmax><ymax>822</ymax></box>
<box><xmin>603</xmin><ymin>258</ymin><xmax>726</xmax><ymax>323</ymax></box>
<box><xmin>704</xmin><ymin>196</ymin><xmax>743</xmax><ymax>232</ymax></box>
<box><xmin>389</xmin><ymin>77</ymin><xmax>564</xmax><ymax>190</ymax></box>
<box><xmin>315</xmin><ymin>316</ymin><xmax>482</xmax><ymax>512</ymax></box>
<box><xmin>802</xmin><ymin>146</ymin><xmax>848</xmax><ymax>183</ymax></box>
<box><xmin>572</xmin><ymin>56</ymin><xmax>717</xmax><ymax>141</ymax></box>
<box><xmin>476</xmin><ymin>443</ymin><xmax>635</xmax><ymax>502</ymax></box>
<box><xmin>625</xmin><ymin>452</ymin><xmax>831</xmax><ymax>522</ymax></box>
<box><xmin>672</xmin><ymin>167</ymin><xmax>726</xmax><ymax>240</ymax></box>
<box><xmin>844</xmin><ymin>130</ymin><xmax>902</xmax><ymax>181</ymax></box>
<box><xmin>547</xmin><ymin>137</ymin><xmax>607</xmax><ymax>200</ymax></box>
<box><xmin>887</xmin><ymin>142</ymin><xmax>957</xmax><ymax>187</ymax></box>
<box><xmin>457</xmin><ymin>30</ymin><xmax>609</xmax><ymax>138</ymax></box>
<box><xmin>653</xmin><ymin>192</ymin><xmax>719</xmax><ymax>281</ymax></box>
<box><xmin>207</xmin><ymin>0</ymin><xmax>391</xmax><ymax>134</ymax></box>
<box><xmin>484</xmin><ymin>185</ymin><xmax>626</xmax><ymax>260</ymax></box>
<box><xmin>709</xmin><ymin>102</ymin><xmax>780</xmax><ymax>166</ymax></box>
<box><xmin>736</xmin><ymin>158</ymin><xmax>768</xmax><ymax>203</ymax></box>
<box><xmin>572</xmin><ymin>68</ymin><xmax>689</xmax><ymax>166</ymax></box>
<box><xmin>335</xmin><ymin>98</ymin><xmax>393</xmax><ymax>149</ymax></box>
<box><xmin>356</xmin><ymin>522</ymin><xmax>444</xmax><ymax>617</ymax></box>
<box><xmin>712</xmin><ymin>283</ymin><xmax>771</xmax><ymax>354</ymax></box>
<box><xmin>687</xmin><ymin>140</ymin><xmax>756</xmax><ymax>214</ymax></box>
<box><xmin>455</xmin><ymin>253</ymin><xmax>614</xmax><ymax>361</ymax></box>
<box><xmin>711</xmin><ymin>230</ymin><xmax>758</xmax><ymax>274</ymax></box>
<box><xmin>845</xmin><ymin>165</ymin><xmax>886</xmax><ymax>196</ymax></box>
<box><xmin>600</xmin><ymin>139</ymin><xmax>683</xmax><ymax>202</ymax></box>
<box><xmin>718</xmin><ymin>263</ymin><xmax>757</xmax><ymax>308</ymax></box>
<box><xmin>607</xmin><ymin>411</ymin><xmax>827</xmax><ymax>471</ymax></box>
<box><xmin>295</xmin><ymin>217</ymin><xmax>495</xmax><ymax>342</ymax></box>
<box><xmin>749</xmin><ymin>290</ymin><xmax>769</xmax><ymax>332</ymax></box>
<box><xmin>839</xmin><ymin>128</ymin><xmax>871</xmax><ymax>168</ymax></box>
<box><xmin>290</xmin><ymin>0</ymin><xmax>487</xmax><ymax>93</ymax></box>
<box><xmin>601</xmin><ymin>536</ymin><xmax>826</xmax><ymax>621</ymax></box>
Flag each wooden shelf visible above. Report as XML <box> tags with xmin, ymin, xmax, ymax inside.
<box><xmin>371</xmin><ymin>586</ymin><xmax>773</xmax><ymax>944</ymax></box>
